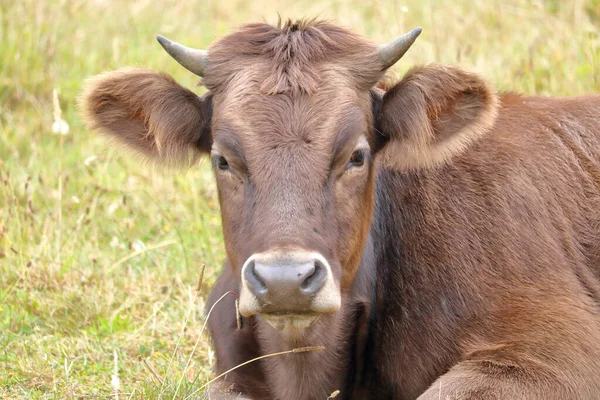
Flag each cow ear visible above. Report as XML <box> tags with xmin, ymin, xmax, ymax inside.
<box><xmin>375</xmin><ymin>65</ymin><xmax>498</xmax><ymax>171</ymax></box>
<box><xmin>80</xmin><ymin>68</ymin><xmax>212</xmax><ymax>166</ymax></box>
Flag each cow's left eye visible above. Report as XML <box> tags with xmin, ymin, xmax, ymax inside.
<box><xmin>348</xmin><ymin>150</ymin><xmax>365</xmax><ymax>168</ymax></box>
<box><xmin>212</xmin><ymin>155</ymin><xmax>229</xmax><ymax>171</ymax></box>
<box><xmin>217</xmin><ymin>156</ymin><xmax>229</xmax><ymax>170</ymax></box>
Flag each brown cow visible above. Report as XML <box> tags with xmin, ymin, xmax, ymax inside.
<box><xmin>80</xmin><ymin>19</ymin><xmax>600</xmax><ymax>400</ymax></box>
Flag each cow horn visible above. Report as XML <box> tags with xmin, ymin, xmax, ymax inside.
<box><xmin>378</xmin><ymin>27</ymin><xmax>422</xmax><ymax>70</ymax></box>
<box><xmin>156</xmin><ymin>35</ymin><xmax>208</xmax><ymax>77</ymax></box>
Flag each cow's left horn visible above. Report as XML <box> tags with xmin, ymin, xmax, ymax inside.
<box><xmin>378</xmin><ymin>27</ymin><xmax>422</xmax><ymax>70</ymax></box>
<box><xmin>156</xmin><ymin>35</ymin><xmax>208</xmax><ymax>77</ymax></box>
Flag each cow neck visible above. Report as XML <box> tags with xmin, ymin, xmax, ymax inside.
<box><xmin>252</xmin><ymin>235</ymin><xmax>377</xmax><ymax>400</ymax></box>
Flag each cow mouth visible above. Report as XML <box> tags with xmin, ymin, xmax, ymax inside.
<box><xmin>261</xmin><ymin>312</ymin><xmax>320</xmax><ymax>331</ymax></box>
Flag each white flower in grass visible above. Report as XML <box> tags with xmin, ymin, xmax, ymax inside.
<box><xmin>52</xmin><ymin>88</ymin><xmax>70</xmax><ymax>135</ymax></box>
<box><xmin>132</xmin><ymin>239</ymin><xmax>146</xmax><ymax>252</ymax></box>
<box><xmin>52</xmin><ymin>119</ymin><xmax>69</xmax><ymax>135</ymax></box>
<box><xmin>110</xmin><ymin>236</ymin><xmax>120</xmax><ymax>248</ymax></box>
<box><xmin>107</xmin><ymin>200</ymin><xmax>120</xmax><ymax>215</ymax></box>
<box><xmin>84</xmin><ymin>155</ymin><xmax>97</xmax><ymax>166</ymax></box>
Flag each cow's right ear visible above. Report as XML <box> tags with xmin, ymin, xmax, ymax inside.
<box><xmin>80</xmin><ymin>68</ymin><xmax>212</xmax><ymax>166</ymax></box>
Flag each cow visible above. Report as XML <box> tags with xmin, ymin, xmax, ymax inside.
<box><xmin>80</xmin><ymin>19</ymin><xmax>600</xmax><ymax>400</ymax></box>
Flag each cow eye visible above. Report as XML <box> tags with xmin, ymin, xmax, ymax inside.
<box><xmin>213</xmin><ymin>156</ymin><xmax>229</xmax><ymax>171</ymax></box>
<box><xmin>348</xmin><ymin>150</ymin><xmax>365</xmax><ymax>168</ymax></box>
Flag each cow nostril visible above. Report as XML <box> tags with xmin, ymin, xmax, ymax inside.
<box><xmin>300</xmin><ymin>261</ymin><xmax>326</xmax><ymax>294</ymax></box>
<box><xmin>245</xmin><ymin>261</ymin><xmax>268</xmax><ymax>295</ymax></box>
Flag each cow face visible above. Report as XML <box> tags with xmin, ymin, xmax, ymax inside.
<box><xmin>208</xmin><ymin>75</ymin><xmax>378</xmax><ymax>329</ymax></box>
<box><xmin>81</xmin><ymin>20</ymin><xmax>496</xmax><ymax>332</ymax></box>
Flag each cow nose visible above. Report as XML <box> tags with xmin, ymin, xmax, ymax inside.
<box><xmin>241</xmin><ymin>251</ymin><xmax>332</xmax><ymax>315</ymax></box>
<box><xmin>248</xmin><ymin>260</ymin><xmax>325</xmax><ymax>296</ymax></box>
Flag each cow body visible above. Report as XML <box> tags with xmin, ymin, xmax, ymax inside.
<box><xmin>207</xmin><ymin>90</ymin><xmax>600</xmax><ymax>399</ymax></box>
<box><xmin>80</xmin><ymin>19</ymin><xmax>600</xmax><ymax>400</ymax></box>
<box><xmin>369</xmin><ymin>93</ymin><xmax>600</xmax><ymax>399</ymax></box>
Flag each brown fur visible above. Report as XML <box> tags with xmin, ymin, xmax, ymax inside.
<box><xmin>202</xmin><ymin>18</ymin><xmax>382</xmax><ymax>95</ymax></box>
<box><xmin>80</xmin><ymin>68</ymin><xmax>213</xmax><ymax>166</ymax></box>
<box><xmin>80</xmin><ymin>19</ymin><xmax>600</xmax><ymax>400</ymax></box>
<box><xmin>377</xmin><ymin>64</ymin><xmax>499</xmax><ymax>170</ymax></box>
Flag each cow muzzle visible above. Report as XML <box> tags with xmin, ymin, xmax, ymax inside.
<box><xmin>239</xmin><ymin>249</ymin><xmax>341</xmax><ymax>330</ymax></box>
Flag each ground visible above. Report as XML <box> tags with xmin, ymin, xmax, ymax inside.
<box><xmin>1</xmin><ymin>0</ymin><xmax>599</xmax><ymax>398</ymax></box>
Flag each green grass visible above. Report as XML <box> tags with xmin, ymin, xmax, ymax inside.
<box><xmin>0</xmin><ymin>0</ymin><xmax>598</xmax><ymax>398</ymax></box>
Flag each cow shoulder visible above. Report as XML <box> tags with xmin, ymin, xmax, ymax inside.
<box><xmin>80</xmin><ymin>68</ymin><xmax>212</xmax><ymax>165</ymax></box>
<box><xmin>376</xmin><ymin>64</ymin><xmax>498</xmax><ymax>170</ymax></box>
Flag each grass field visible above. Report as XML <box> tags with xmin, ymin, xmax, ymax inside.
<box><xmin>1</xmin><ymin>0</ymin><xmax>599</xmax><ymax>398</ymax></box>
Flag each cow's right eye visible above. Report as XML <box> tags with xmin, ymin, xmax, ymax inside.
<box><xmin>348</xmin><ymin>150</ymin><xmax>365</xmax><ymax>168</ymax></box>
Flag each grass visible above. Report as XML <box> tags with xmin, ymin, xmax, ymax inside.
<box><xmin>0</xmin><ymin>0</ymin><xmax>598</xmax><ymax>398</ymax></box>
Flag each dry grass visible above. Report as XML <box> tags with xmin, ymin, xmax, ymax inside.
<box><xmin>1</xmin><ymin>0</ymin><xmax>598</xmax><ymax>398</ymax></box>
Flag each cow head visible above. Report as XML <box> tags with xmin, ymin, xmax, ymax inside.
<box><xmin>81</xmin><ymin>20</ymin><xmax>496</xmax><ymax>332</ymax></box>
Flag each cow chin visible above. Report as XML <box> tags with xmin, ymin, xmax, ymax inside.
<box><xmin>261</xmin><ymin>312</ymin><xmax>320</xmax><ymax>331</ymax></box>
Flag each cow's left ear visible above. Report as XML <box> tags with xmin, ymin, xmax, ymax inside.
<box><xmin>374</xmin><ymin>65</ymin><xmax>498</xmax><ymax>170</ymax></box>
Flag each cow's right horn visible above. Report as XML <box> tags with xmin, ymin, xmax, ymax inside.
<box><xmin>156</xmin><ymin>35</ymin><xmax>208</xmax><ymax>77</ymax></box>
